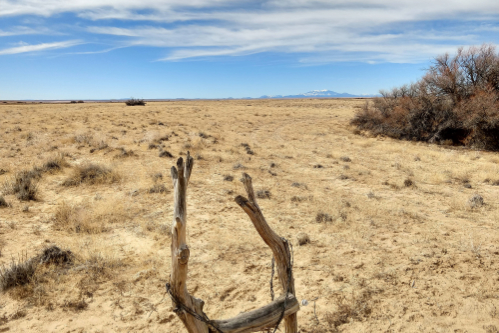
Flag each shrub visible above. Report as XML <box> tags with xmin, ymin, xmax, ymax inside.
<box><xmin>3</xmin><ymin>170</ymin><xmax>41</xmax><ymax>201</ymax></box>
<box><xmin>468</xmin><ymin>194</ymin><xmax>484</xmax><ymax>208</ymax></box>
<box><xmin>62</xmin><ymin>164</ymin><xmax>120</xmax><ymax>186</ymax></box>
<box><xmin>0</xmin><ymin>196</ymin><xmax>9</xmax><ymax>208</ymax></box>
<box><xmin>125</xmin><ymin>98</ymin><xmax>146</xmax><ymax>106</ymax></box>
<box><xmin>352</xmin><ymin>44</ymin><xmax>499</xmax><ymax>150</ymax></box>
<box><xmin>149</xmin><ymin>184</ymin><xmax>168</xmax><ymax>194</ymax></box>
<box><xmin>114</xmin><ymin>148</ymin><xmax>136</xmax><ymax>159</ymax></box>
<box><xmin>159</xmin><ymin>150</ymin><xmax>173</xmax><ymax>158</ymax></box>
<box><xmin>316</xmin><ymin>212</ymin><xmax>333</xmax><ymax>222</ymax></box>
<box><xmin>256</xmin><ymin>190</ymin><xmax>271</xmax><ymax>199</ymax></box>
<box><xmin>0</xmin><ymin>254</ymin><xmax>37</xmax><ymax>291</ymax></box>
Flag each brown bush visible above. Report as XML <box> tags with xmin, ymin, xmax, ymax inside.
<box><xmin>125</xmin><ymin>98</ymin><xmax>146</xmax><ymax>106</ymax></box>
<box><xmin>63</xmin><ymin>164</ymin><xmax>120</xmax><ymax>186</ymax></box>
<box><xmin>352</xmin><ymin>44</ymin><xmax>499</xmax><ymax>150</ymax></box>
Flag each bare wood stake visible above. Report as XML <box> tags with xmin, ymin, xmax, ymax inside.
<box><xmin>168</xmin><ymin>157</ymin><xmax>299</xmax><ymax>333</ymax></box>
<box><xmin>169</xmin><ymin>152</ymin><xmax>209</xmax><ymax>333</ymax></box>
<box><xmin>234</xmin><ymin>173</ymin><xmax>298</xmax><ymax>333</ymax></box>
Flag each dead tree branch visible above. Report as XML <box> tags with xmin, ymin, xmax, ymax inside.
<box><xmin>168</xmin><ymin>155</ymin><xmax>298</xmax><ymax>333</ymax></box>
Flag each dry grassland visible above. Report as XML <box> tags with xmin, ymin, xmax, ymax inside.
<box><xmin>1</xmin><ymin>99</ymin><xmax>499</xmax><ymax>332</ymax></box>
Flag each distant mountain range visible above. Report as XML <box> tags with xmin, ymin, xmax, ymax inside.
<box><xmin>259</xmin><ymin>89</ymin><xmax>377</xmax><ymax>99</ymax></box>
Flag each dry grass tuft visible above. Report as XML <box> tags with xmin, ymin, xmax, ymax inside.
<box><xmin>62</xmin><ymin>164</ymin><xmax>120</xmax><ymax>186</ymax></box>
<box><xmin>159</xmin><ymin>150</ymin><xmax>173</xmax><ymax>158</ymax></box>
<box><xmin>324</xmin><ymin>291</ymin><xmax>373</xmax><ymax>331</ymax></box>
<box><xmin>148</xmin><ymin>184</ymin><xmax>168</xmax><ymax>194</ymax></box>
<box><xmin>316</xmin><ymin>212</ymin><xmax>333</xmax><ymax>223</ymax></box>
<box><xmin>2</xmin><ymin>170</ymin><xmax>40</xmax><ymax>201</ymax></box>
<box><xmin>53</xmin><ymin>201</ymin><xmax>104</xmax><ymax>233</ymax></box>
<box><xmin>0</xmin><ymin>196</ymin><xmax>10</xmax><ymax>208</ymax></box>
<box><xmin>256</xmin><ymin>189</ymin><xmax>271</xmax><ymax>199</ymax></box>
<box><xmin>114</xmin><ymin>147</ymin><xmax>136</xmax><ymax>159</ymax></box>
<box><xmin>404</xmin><ymin>178</ymin><xmax>414</xmax><ymax>187</ymax></box>
<box><xmin>0</xmin><ymin>254</ymin><xmax>37</xmax><ymax>291</ymax></box>
<box><xmin>468</xmin><ymin>194</ymin><xmax>485</xmax><ymax>209</ymax></box>
<box><xmin>40</xmin><ymin>154</ymin><xmax>69</xmax><ymax>173</ymax></box>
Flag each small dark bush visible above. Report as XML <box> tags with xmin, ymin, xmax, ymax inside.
<box><xmin>223</xmin><ymin>175</ymin><xmax>234</xmax><ymax>181</ymax></box>
<box><xmin>39</xmin><ymin>246</ymin><xmax>73</xmax><ymax>265</ymax></box>
<box><xmin>340</xmin><ymin>156</ymin><xmax>351</xmax><ymax>162</ymax></box>
<box><xmin>468</xmin><ymin>194</ymin><xmax>484</xmax><ymax>208</ymax></box>
<box><xmin>0</xmin><ymin>255</ymin><xmax>37</xmax><ymax>291</ymax></box>
<box><xmin>4</xmin><ymin>170</ymin><xmax>41</xmax><ymax>201</ymax></box>
<box><xmin>63</xmin><ymin>164</ymin><xmax>119</xmax><ymax>186</ymax></box>
<box><xmin>256</xmin><ymin>190</ymin><xmax>271</xmax><ymax>199</ymax></box>
<box><xmin>125</xmin><ymin>98</ymin><xmax>146</xmax><ymax>106</ymax></box>
<box><xmin>352</xmin><ymin>44</ymin><xmax>499</xmax><ymax>151</ymax></box>
<box><xmin>114</xmin><ymin>148</ymin><xmax>135</xmax><ymax>159</ymax></box>
<box><xmin>70</xmin><ymin>101</ymin><xmax>77</xmax><ymax>104</ymax></box>
<box><xmin>148</xmin><ymin>143</ymin><xmax>158</xmax><ymax>150</ymax></box>
<box><xmin>152</xmin><ymin>172</ymin><xmax>163</xmax><ymax>182</ymax></box>
<box><xmin>297</xmin><ymin>233</ymin><xmax>310</xmax><ymax>246</ymax></box>
<box><xmin>241</xmin><ymin>143</ymin><xmax>254</xmax><ymax>155</ymax></box>
<box><xmin>404</xmin><ymin>179</ymin><xmax>414</xmax><ymax>187</ymax></box>
<box><xmin>77</xmin><ymin>100</ymin><xmax>84</xmax><ymax>103</ymax></box>
<box><xmin>291</xmin><ymin>182</ymin><xmax>308</xmax><ymax>189</ymax></box>
<box><xmin>64</xmin><ymin>299</ymin><xmax>88</xmax><ymax>311</ymax></box>
<box><xmin>159</xmin><ymin>150</ymin><xmax>173</xmax><ymax>158</ymax></box>
<box><xmin>316</xmin><ymin>212</ymin><xmax>333</xmax><ymax>223</ymax></box>
<box><xmin>0</xmin><ymin>196</ymin><xmax>9</xmax><ymax>208</ymax></box>
<box><xmin>149</xmin><ymin>184</ymin><xmax>168</xmax><ymax>194</ymax></box>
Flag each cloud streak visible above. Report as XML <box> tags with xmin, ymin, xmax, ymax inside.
<box><xmin>1</xmin><ymin>1</ymin><xmax>499</xmax><ymax>63</ymax></box>
<box><xmin>0</xmin><ymin>40</ymin><xmax>82</xmax><ymax>55</ymax></box>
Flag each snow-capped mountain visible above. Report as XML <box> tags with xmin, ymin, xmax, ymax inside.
<box><xmin>260</xmin><ymin>89</ymin><xmax>377</xmax><ymax>99</ymax></box>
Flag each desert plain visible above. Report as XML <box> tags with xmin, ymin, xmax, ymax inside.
<box><xmin>1</xmin><ymin>98</ymin><xmax>499</xmax><ymax>332</ymax></box>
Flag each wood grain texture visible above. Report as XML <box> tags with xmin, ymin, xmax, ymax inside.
<box><xmin>212</xmin><ymin>294</ymin><xmax>299</xmax><ymax>333</ymax></box>
<box><xmin>169</xmin><ymin>157</ymin><xmax>298</xmax><ymax>333</ymax></box>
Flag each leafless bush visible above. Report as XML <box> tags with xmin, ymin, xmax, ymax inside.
<box><xmin>316</xmin><ymin>212</ymin><xmax>333</xmax><ymax>223</ymax></box>
<box><xmin>2</xmin><ymin>170</ymin><xmax>41</xmax><ymax>201</ymax></box>
<box><xmin>352</xmin><ymin>44</ymin><xmax>499</xmax><ymax>150</ymax></box>
<box><xmin>0</xmin><ymin>254</ymin><xmax>37</xmax><ymax>291</ymax></box>
<box><xmin>149</xmin><ymin>184</ymin><xmax>168</xmax><ymax>194</ymax></box>
<box><xmin>125</xmin><ymin>98</ymin><xmax>146</xmax><ymax>106</ymax></box>
<box><xmin>256</xmin><ymin>189</ymin><xmax>271</xmax><ymax>199</ymax></box>
<box><xmin>324</xmin><ymin>291</ymin><xmax>373</xmax><ymax>331</ymax></box>
<box><xmin>468</xmin><ymin>194</ymin><xmax>484</xmax><ymax>208</ymax></box>
<box><xmin>62</xmin><ymin>164</ymin><xmax>120</xmax><ymax>186</ymax></box>
<box><xmin>0</xmin><ymin>196</ymin><xmax>10</xmax><ymax>208</ymax></box>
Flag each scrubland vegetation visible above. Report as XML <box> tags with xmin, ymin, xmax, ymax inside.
<box><xmin>1</xmin><ymin>98</ymin><xmax>499</xmax><ymax>332</ymax></box>
<box><xmin>353</xmin><ymin>44</ymin><xmax>499</xmax><ymax>150</ymax></box>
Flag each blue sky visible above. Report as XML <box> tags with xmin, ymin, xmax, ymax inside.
<box><xmin>1</xmin><ymin>0</ymin><xmax>498</xmax><ymax>100</ymax></box>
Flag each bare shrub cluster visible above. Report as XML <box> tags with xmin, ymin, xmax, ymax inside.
<box><xmin>1</xmin><ymin>156</ymin><xmax>68</xmax><ymax>201</ymax></box>
<box><xmin>352</xmin><ymin>44</ymin><xmax>499</xmax><ymax>150</ymax></box>
<box><xmin>62</xmin><ymin>164</ymin><xmax>120</xmax><ymax>186</ymax></box>
<box><xmin>125</xmin><ymin>98</ymin><xmax>146</xmax><ymax>106</ymax></box>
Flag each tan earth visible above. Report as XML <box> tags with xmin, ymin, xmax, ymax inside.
<box><xmin>1</xmin><ymin>99</ymin><xmax>499</xmax><ymax>333</ymax></box>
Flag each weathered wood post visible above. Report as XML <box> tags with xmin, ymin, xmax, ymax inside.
<box><xmin>167</xmin><ymin>153</ymin><xmax>299</xmax><ymax>333</ymax></box>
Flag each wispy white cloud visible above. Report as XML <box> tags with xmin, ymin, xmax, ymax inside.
<box><xmin>0</xmin><ymin>40</ymin><xmax>82</xmax><ymax>55</ymax></box>
<box><xmin>1</xmin><ymin>1</ymin><xmax>499</xmax><ymax>62</ymax></box>
<box><xmin>0</xmin><ymin>26</ymin><xmax>54</xmax><ymax>36</ymax></box>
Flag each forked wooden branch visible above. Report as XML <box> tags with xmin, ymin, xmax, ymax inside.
<box><xmin>168</xmin><ymin>154</ymin><xmax>298</xmax><ymax>333</ymax></box>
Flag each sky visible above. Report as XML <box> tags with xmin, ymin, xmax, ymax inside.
<box><xmin>0</xmin><ymin>0</ymin><xmax>498</xmax><ymax>100</ymax></box>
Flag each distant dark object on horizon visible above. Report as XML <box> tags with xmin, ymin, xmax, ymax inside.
<box><xmin>125</xmin><ymin>98</ymin><xmax>146</xmax><ymax>106</ymax></box>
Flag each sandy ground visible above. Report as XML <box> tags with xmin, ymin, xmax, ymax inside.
<box><xmin>1</xmin><ymin>99</ymin><xmax>499</xmax><ymax>333</ymax></box>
